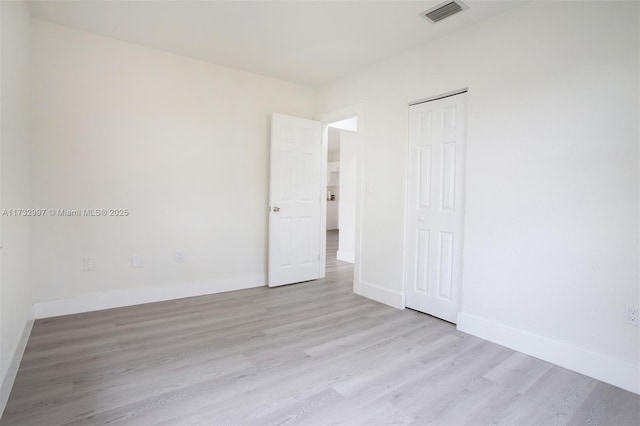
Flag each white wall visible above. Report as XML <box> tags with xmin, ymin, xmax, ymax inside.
<box><xmin>1</xmin><ymin>0</ymin><xmax>33</xmax><ymax>413</ymax></box>
<box><xmin>316</xmin><ymin>1</ymin><xmax>639</xmax><ymax>393</ymax></box>
<box><xmin>30</xmin><ymin>20</ymin><xmax>316</xmax><ymax>317</ymax></box>
<box><xmin>338</xmin><ymin>130</ymin><xmax>356</xmax><ymax>263</ymax></box>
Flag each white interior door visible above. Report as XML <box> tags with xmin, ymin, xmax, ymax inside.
<box><xmin>405</xmin><ymin>92</ymin><xmax>467</xmax><ymax>323</ymax></box>
<box><xmin>269</xmin><ymin>113</ymin><xmax>323</xmax><ymax>287</ymax></box>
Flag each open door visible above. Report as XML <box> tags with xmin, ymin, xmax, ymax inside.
<box><xmin>268</xmin><ymin>113</ymin><xmax>323</xmax><ymax>287</ymax></box>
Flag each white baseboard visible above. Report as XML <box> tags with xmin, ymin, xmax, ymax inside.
<box><xmin>34</xmin><ymin>274</ymin><xmax>265</xmax><ymax>319</ymax></box>
<box><xmin>1</xmin><ymin>319</ymin><xmax>34</xmax><ymax>417</ymax></box>
<box><xmin>356</xmin><ymin>281</ymin><xmax>405</xmax><ymax>309</ymax></box>
<box><xmin>336</xmin><ymin>250</ymin><xmax>354</xmax><ymax>263</ymax></box>
<box><xmin>457</xmin><ymin>312</ymin><xmax>640</xmax><ymax>395</ymax></box>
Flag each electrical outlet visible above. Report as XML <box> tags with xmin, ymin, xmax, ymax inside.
<box><xmin>131</xmin><ymin>254</ymin><xmax>142</xmax><ymax>268</ymax></box>
<box><xmin>175</xmin><ymin>251</ymin><xmax>184</xmax><ymax>262</ymax></box>
<box><xmin>82</xmin><ymin>257</ymin><xmax>95</xmax><ymax>272</ymax></box>
<box><xmin>366</xmin><ymin>182</ymin><xmax>374</xmax><ymax>194</ymax></box>
<box><xmin>625</xmin><ymin>305</ymin><xmax>639</xmax><ymax>326</ymax></box>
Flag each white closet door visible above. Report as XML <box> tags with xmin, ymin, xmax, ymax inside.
<box><xmin>405</xmin><ymin>93</ymin><xmax>467</xmax><ymax>323</ymax></box>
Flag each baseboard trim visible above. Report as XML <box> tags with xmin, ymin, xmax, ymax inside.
<box><xmin>356</xmin><ymin>281</ymin><xmax>405</xmax><ymax>309</ymax></box>
<box><xmin>336</xmin><ymin>250</ymin><xmax>354</xmax><ymax>264</ymax></box>
<box><xmin>1</xmin><ymin>319</ymin><xmax>34</xmax><ymax>417</ymax></box>
<box><xmin>457</xmin><ymin>312</ymin><xmax>640</xmax><ymax>395</ymax></box>
<box><xmin>34</xmin><ymin>274</ymin><xmax>265</xmax><ymax>319</ymax></box>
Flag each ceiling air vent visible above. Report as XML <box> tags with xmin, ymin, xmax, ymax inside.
<box><xmin>421</xmin><ymin>1</ymin><xmax>468</xmax><ymax>23</ymax></box>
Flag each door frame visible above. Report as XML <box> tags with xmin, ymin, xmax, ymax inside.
<box><xmin>316</xmin><ymin>104</ymin><xmax>364</xmax><ymax>284</ymax></box>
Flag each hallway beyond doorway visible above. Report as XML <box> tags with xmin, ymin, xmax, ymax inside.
<box><xmin>326</xmin><ymin>230</ymin><xmax>353</xmax><ymax>274</ymax></box>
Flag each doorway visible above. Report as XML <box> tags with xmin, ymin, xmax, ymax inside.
<box><xmin>405</xmin><ymin>91</ymin><xmax>467</xmax><ymax>323</ymax></box>
<box><xmin>267</xmin><ymin>108</ymin><xmax>361</xmax><ymax>288</ymax></box>
<box><xmin>324</xmin><ymin>116</ymin><xmax>357</xmax><ymax>274</ymax></box>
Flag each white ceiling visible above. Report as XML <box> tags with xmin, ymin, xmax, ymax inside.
<box><xmin>29</xmin><ymin>1</ymin><xmax>525</xmax><ymax>87</ymax></box>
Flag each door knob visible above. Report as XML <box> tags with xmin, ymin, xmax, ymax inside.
<box><xmin>273</xmin><ymin>206</ymin><xmax>280</xmax><ymax>212</ymax></box>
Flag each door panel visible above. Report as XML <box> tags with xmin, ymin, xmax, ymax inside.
<box><xmin>405</xmin><ymin>93</ymin><xmax>467</xmax><ymax>322</ymax></box>
<box><xmin>418</xmin><ymin>145</ymin><xmax>432</xmax><ymax>208</ymax></box>
<box><xmin>269</xmin><ymin>113</ymin><xmax>322</xmax><ymax>287</ymax></box>
<box><xmin>416</xmin><ymin>229</ymin><xmax>430</xmax><ymax>293</ymax></box>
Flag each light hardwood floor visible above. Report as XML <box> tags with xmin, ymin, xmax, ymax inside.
<box><xmin>2</xmin><ymin>231</ymin><xmax>638</xmax><ymax>425</ymax></box>
<box><xmin>325</xmin><ymin>230</ymin><xmax>352</xmax><ymax>274</ymax></box>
